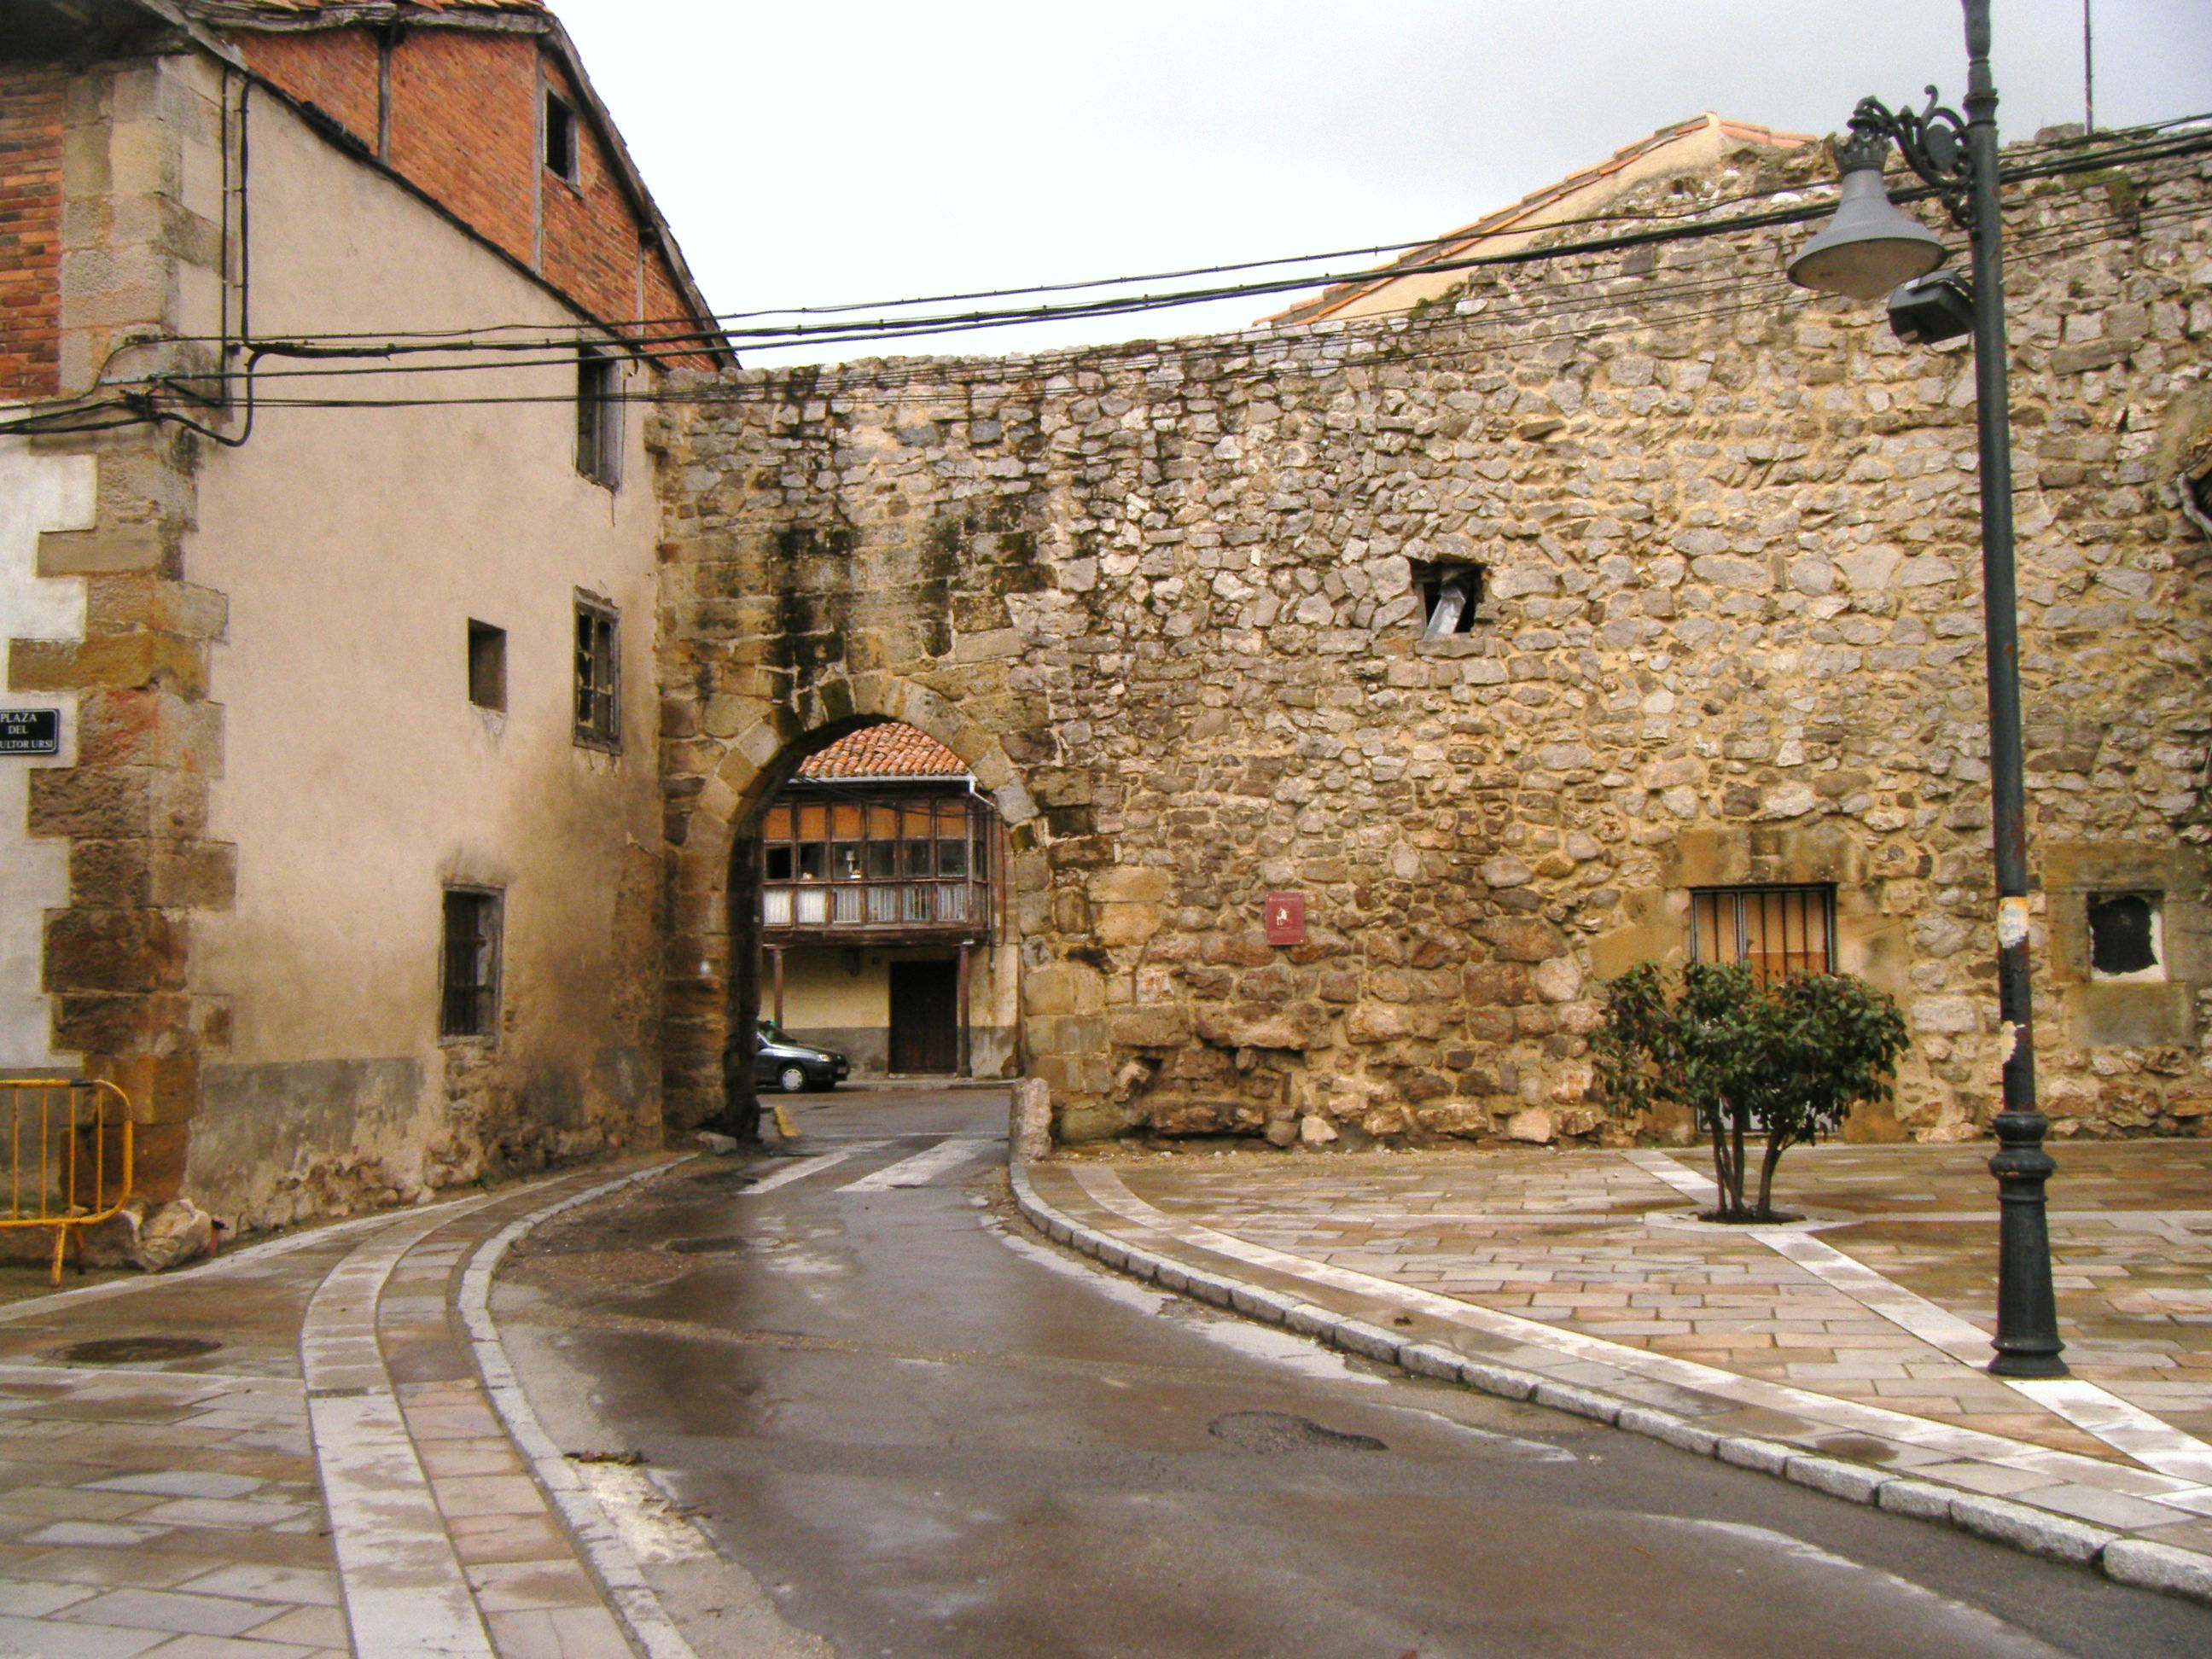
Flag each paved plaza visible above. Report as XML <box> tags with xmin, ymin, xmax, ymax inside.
<box><xmin>1024</xmin><ymin>1138</ymin><xmax>2212</xmax><ymax>1585</ymax></box>
<box><xmin>0</xmin><ymin>1161</ymin><xmax>675</xmax><ymax>1659</ymax></box>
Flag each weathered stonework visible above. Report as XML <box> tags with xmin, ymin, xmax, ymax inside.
<box><xmin>656</xmin><ymin>137</ymin><xmax>2212</xmax><ymax>1150</ymax></box>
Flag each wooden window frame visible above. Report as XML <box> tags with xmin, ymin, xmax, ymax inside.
<box><xmin>575</xmin><ymin>350</ymin><xmax>622</xmax><ymax>489</ymax></box>
<box><xmin>573</xmin><ymin>594</ymin><xmax>620</xmax><ymax>751</ymax></box>
<box><xmin>543</xmin><ymin>89</ymin><xmax>579</xmax><ymax>185</ymax></box>
<box><xmin>439</xmin><ymin>887</ymin><xmax>504</xmax><ymax>1041</ymax></box>
<box><xmin>1687</xmin><ymin>884</ymin><xmax>1836</xmax><ymax>985</ymax></box>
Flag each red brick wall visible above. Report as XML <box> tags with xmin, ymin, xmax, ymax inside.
<box><xmin>386</xmin><ymin>27</ymin><xmax>539</xmax><ymax>260</ymax></box>
<box><xmin>232</xmin><ymin>26</ymin><xmax>714</xmax><ymax>365</ymax></box>
<box><xmin>0</xmin><ymin>63</ymin><xmax>66</xmax><ymax>401</ymax></box>
<box><xmin>238</xmin><ymin>29</ymin><xmax>381</xmax><ymax>148</ymax></box>
<box><xmin>538</xmin><ymin>59</ymin><xmax>637</xmax><ymax>333</ymax></box>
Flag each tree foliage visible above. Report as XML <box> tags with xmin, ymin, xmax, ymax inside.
<box><xmin>1592</xmin><ymin>962</ymin><xmax>1910</xmax><ymax>1221</ymax></box>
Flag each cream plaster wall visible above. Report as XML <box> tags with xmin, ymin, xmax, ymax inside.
<box><xmin>0</xmin><ymin>433</ymin><xmax>94</xmax><ymax>1069</ymax></box>
<box><xmin>186</xmin><ymin>96</ymin><xmax>666</xmax><ymax>1220</ymax></box>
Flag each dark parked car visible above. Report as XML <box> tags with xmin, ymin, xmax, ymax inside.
<box><xmin>754</xmin><ymin>1019</ymin><xmax>850</xmax><ymax>1093</ymax></box>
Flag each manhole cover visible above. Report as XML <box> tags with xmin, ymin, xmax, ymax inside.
<box><xmin>52</xmin><ymin>1336</ymin><xmax>221</xmax><ymax>1365</ymax></box>
<box><xmin>665</xmin><ymin>1236</ymin><xmax>748</xmax><ymax>1255</ymax></box>
<box><xmin>1208</xmin><ymin>1411</ymin><xmax>1387</xmax><ymax>1455</ymax></box>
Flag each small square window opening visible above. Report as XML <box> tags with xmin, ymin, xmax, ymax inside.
<box><xmin>440</xmin><ymin>888</ymin><xmax>502</xmax><ymax>1039</ymax></box>
<box><xmin>573</xmin><ymin>596</ymin><xmax>620</xmax><ymax>749</ymax></box>
<box><xmin>1414</xmin><ymin>562</ymin><xmax>1484</xmax><ymax>638</ymax></box>
<box><xmin>2088</xmin><ymin>892</ymin><xmax>2163</xmax><ymax>981</ymax></box>
<box><xmin>544</xmin><ymin>91</ymin><xmax>578</xmax><ymax>183</ymax></box>
<box><xmin>1689</xmin><ymin>885</ymin><xmax>1835</xmax><ymax>986</ymax></box>
<box><xmin>467</xmin><ymin>620</ymin><xmax>506</xmax><ymax>712</ymax></box>
<box><xmin>576</xmin><ymin>351</ymin><xmax>622</xmax><ymax>488</ymax></box>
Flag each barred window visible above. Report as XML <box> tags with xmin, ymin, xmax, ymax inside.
<box><xmin>440</xmin><ymin>888</ymin><xmax>502</xmax><ymax>1039</ymax></box>
<box><xmin>573</xmin><ymin>595</ymin><xmax>620</xmax><ymax>750</ymax></box>
<box><xmin>1689</xmin><ymin>885</ymin><xmax>1834</xmax><ymax>984</ymax></box>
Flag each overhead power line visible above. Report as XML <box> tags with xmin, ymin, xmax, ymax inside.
<box><xmin>135</xmin><ymin>114</ymin><xmax>2212</xmax><ymax>360</ymax></box>
<box><xmin>2</xmin><ymin>119</ymin><xmax>2203</xmax><ymax>439</ymax></box>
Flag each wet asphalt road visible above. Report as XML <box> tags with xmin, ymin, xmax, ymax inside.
<box><xmin>495</xmin><ymin>1086</ymin><xmax>2212</xmax><ymax>1659</ymax></box>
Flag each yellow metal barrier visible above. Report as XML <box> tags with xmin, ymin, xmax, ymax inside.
<box><xmin>0</xmin><ymin>1080</ymin><xmax>133</xmax><ymax>1284</ymax></box>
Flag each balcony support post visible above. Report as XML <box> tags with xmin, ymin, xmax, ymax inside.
<box><xmin>958</xmin><ymin>943</ymin><xmax>973</xmax><ymax>1080</ymax></box>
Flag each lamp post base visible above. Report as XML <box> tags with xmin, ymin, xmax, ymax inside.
<box><xmin>1988</xmin><ymin>1108</ymin><xmax>2069</xmax><ymax>1379</ymax></box>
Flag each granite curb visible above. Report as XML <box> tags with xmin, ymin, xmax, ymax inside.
<box><xmin>457</xmin><ymin>1155</ymin><xmax>705</xmax><ymax>1659</ymax></box>
<box><xmin>1008</xmin><ymin>1162</ymin><xmax>2212</xmax><ymax>1609</ymax></box>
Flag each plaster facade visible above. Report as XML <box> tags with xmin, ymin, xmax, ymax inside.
<box><xmin>4</xmin><ymin>0</ymin><xmax>720</xmax><ymax>1227</ymax></box>
<box><xmin>184</xmin><ymin>88</ymin><xmax>667</xmax><ymax>1226</ymax></box>
<box><xmin>0</xmin><ymin>436</ymin><xmax>93</xmax><ymax>1071</ymax></box>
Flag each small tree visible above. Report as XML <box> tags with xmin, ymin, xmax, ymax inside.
<box><xmin>1592</xmin><ymin>962</ymin><xmax>1909</xmax><ymax>1221</ymax></box>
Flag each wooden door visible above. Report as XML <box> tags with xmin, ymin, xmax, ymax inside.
<box><xmin>888</xmin><ymin>959</ymin><xmax>959</xmax><ymax>1074</ymax></box>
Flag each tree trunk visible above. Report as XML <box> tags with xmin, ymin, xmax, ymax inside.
<box><xmin>1728</xmin><ymin>1106</ymin><xmax>1748</xmax><ymax>1217</ymax></box>
<box><xmin>1708</xmin><ymin>1107</ymin><xmax>1736</xmax><ymax>1218</ymax></box>
<box><xmin>1755</xmin><ymin>1132</ymin><xmax>1789</xmax><ymax>1220</ymax></box>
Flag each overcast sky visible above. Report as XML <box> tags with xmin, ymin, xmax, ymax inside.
<box><xmin>552</xmin><ymin>1</ymin><xmax>2212</xmax><ymax>361</ymax></box>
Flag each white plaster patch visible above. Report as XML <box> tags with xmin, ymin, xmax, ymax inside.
<box><xmin>0</xmin><ymin>431</ymin><xmax>94</xmax><ymax>1069</ymax></box>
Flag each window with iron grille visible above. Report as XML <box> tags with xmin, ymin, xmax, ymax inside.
<box><xmin>440</xmin><ymin>888</ymin><xmax>502</xmax><ymax>1039</ymax></box>
<box><xmin>575</xmin><ymin>350</ymin><xmax>622</xmax><ymax>488</ymax></box>
<box><xmin>1688</xmin><ymin>885</ymin><xmax>1835</xmax><ymax>985</ymax></box>
<box><xmin>573</xmin><ymin>596</ymin><xmax>620</xmax><ymax>750</ymax></box>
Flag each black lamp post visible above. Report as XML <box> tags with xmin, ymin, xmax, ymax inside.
<box><xmin>1785</xmin><ymin>0</ymin><xmax>2067</xmax><ymax>1378</ymax></box>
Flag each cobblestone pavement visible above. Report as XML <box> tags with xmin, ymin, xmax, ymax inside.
<box><xmin>0</xmin><ymin>1159</ymin><xmax>678</xmax><ymax>1659</ymax></box>
<box><xmin>1026</xmin><ymin>1139</ymin><xmax>2212</xmax><ymax>1576</ymax></box>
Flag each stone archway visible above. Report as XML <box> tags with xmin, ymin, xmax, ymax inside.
<box><xmin>661</xmin><ymin>672</ymin><xmax>1041</xmax><ymax>1133</ymax></box>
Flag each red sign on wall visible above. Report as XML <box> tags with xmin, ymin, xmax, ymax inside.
<box><xmin>1264</xmin><ymin>892</ymin><xmax>1306</xmax><ymax>946</ymax></box>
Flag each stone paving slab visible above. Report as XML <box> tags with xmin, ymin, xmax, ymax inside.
<box><xmin>1016</xmin><ymin>1140</ymin><xmax>2212</xmax><ymax>1599</ymax></box>
<box><xmin>0</xmin><ymin>1159</ymin><xmax>687</xmax><ymax>1659</ymax></box>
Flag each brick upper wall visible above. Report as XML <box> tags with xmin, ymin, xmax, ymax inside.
<box><xmin>385</xmin><ymin>27</ymin><xmax>539</xmax><ymax>264</ymax></box>
<box><xmin>237</xmin><ymin>28</ymin><xmax>381</xmax><ymax>146</ymax></box>
<box><xmin>0</xmin><ymin>63</ymin><xmax>66</xmax><ymax>401</ymax></box>
<box><xmin>231</xmin><ymin>23</ymin><xmax>714</xmax><ymax>366</ymax></box>
<box><xmin>538</xmin><ymin>57</ymin><xmax>639</xmax><ymax>339</ymax></box>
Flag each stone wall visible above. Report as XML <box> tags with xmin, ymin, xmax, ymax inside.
<box><xmin>655</xmin><ymin>135</ymin><xmax>2212</xmax><ymax>1149</ymax></box>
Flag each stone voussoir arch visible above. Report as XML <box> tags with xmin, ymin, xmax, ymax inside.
<box><xmin>662</xmin><ymin>670</ymin><xmax>1044</xmax><ymax>1131</ymax></box>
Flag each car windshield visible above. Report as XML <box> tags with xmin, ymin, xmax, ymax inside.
<box><xmin>756</xmin><ymin>1018</ymin><xmax>789</xmax><ymax>1044</ymax></box>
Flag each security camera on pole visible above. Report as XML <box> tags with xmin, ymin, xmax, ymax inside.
<box><xmin>1784</xmin><ymin>0</ymin><xmax>2067</xmax><ymax>1379</ymax></box>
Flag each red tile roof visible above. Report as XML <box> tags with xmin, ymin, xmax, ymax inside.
<box><xmin>798</xmin><ymin>724</ymin><xmax>969</xmax><ymax>781</ymax></box>
<box><xmin>1270</xmin><ymin>114</ymin><xmax>1814</xmax><ymax>326</ymax></box>
<box><xmin>184</xmin><ymin>1</ymin><xmax>543</xmax><ymax>14</ymax></box>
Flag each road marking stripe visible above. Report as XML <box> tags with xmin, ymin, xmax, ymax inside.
<box><xmin>742</xmin><ymin>1142</ymin><xmax>887</xmax><ymax>1194</ymax></box>
<box><xmin>1604</xmin><ymin>1150</ymin><xmax>2212</xmax><ymax>1485</ymax></box>
<box><xmin>839</xmin><ymin>1138</ymin><xmax>986</xmax><ymax>1191</ymax></box>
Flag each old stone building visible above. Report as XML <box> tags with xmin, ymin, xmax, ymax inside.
<box><xmin>3</xmin><ymin>0</ymin><xmax>720</xmax><ymax>1225</ymax></box>
<box><xmin>7</xmin><ymin>0</ymin><xmax>2208</xmax><ymax>1228</ymax></box>
<box><xmin>655</xmin><ymin>126</ymin><xmax>2212</xmax><ymax>1152</ymax></box>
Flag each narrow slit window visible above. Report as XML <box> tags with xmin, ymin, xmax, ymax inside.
<box><xmin>1689</xmin><ymin>885</ymin><xmax>1835</xmax><ymax>986</ymax></box>
<box><xmin>544</xmin><ymin>90</ymin><xmax>578</xmax><ymax>183</ymax></box>
<box><xmin>440</xmin><ymin>888</ymin><xmax>502</xmax><ymax>1039</ymax></box>
<box><xmin>573</xmin><ymin>595</ymin><xmax>620</xmax><ymax>749</ymax></box>
<box><xmin>466</xmin><ymin>620</ymin><xmax>506</xmax><ymax>712</ymax></box>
